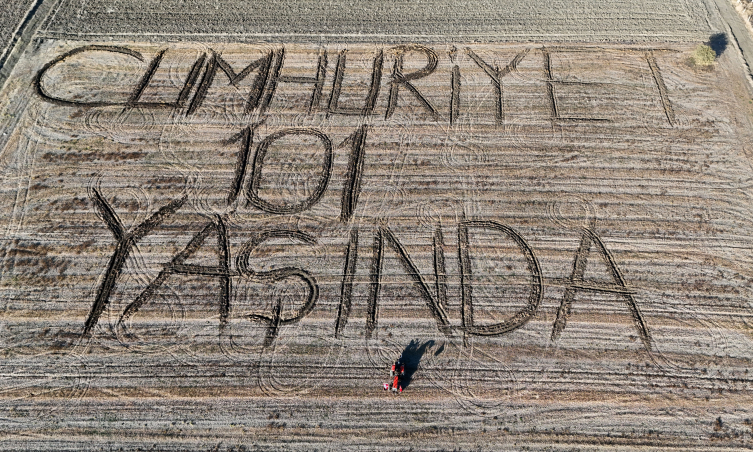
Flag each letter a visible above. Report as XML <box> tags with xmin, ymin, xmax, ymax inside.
<box><xmin>550</xmin><ymin>228</ymin><xmax>652</xmax><ymax>351</ymax></box>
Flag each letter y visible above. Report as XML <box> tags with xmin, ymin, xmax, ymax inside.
<box><xmin>83</xmin><ymin>188</ymin><xmax>186</xmax><ymax>337</ymax></box>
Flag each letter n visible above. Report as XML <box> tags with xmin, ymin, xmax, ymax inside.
<box><xmin>366</xmin><ymin>226</ymin><xmax>451</xmax><ymax>338</ymax></box>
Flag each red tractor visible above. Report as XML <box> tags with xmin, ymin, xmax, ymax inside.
<box><xmin>384</xmin><ymin>358</ymin><xmax>405</xmax><ymax>393</ymax></box>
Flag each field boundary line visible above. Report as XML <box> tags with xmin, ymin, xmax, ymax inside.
<box><xmin>0</xmin><ymin>0</ymin><xmax>62</xmax><ymax>91</ymax></box>
<box><xmin>0</xmin><ymin>0</ymin><xmax>44</xmax><ymax>72</ymax></box>
<box><xmin>32</xmin><ymin>30</ymin><xmax>712</xmax><ymax>43</ymax></box>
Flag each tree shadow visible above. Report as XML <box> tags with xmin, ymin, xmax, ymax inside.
<box><xmin>398</xmin><ymin>339</ymin><xmax>436</xmax><ymax>390</ymax></box>
<box><xmin>708</xmin><ymin>33</ymin><xmax>728</xmax><ymax>57</ymax></box>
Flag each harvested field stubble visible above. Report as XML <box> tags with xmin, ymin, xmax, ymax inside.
<box><xmin>38</xmin><ymin>0</ymin><xmax>713</xmax><ymax>42</ymax></box>
<box><xmin>0</xmin><ymin>36</ymin><xmax>753</xmax><ymax>450</ymax></box>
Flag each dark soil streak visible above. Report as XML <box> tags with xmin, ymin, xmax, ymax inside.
<box><xmin>646</xmin><ymin>50</ymin><xmax>676</xmax><ymax>126</ymax></box>
<box><xmin>340</xmin><ymin>124</ymin><xmax>368</xmax><ymax>222</ymax></box>
<box><xmin>335</xmin><ymin>227</ymin><xmax>358</xmax><ymax>338</ymax></box>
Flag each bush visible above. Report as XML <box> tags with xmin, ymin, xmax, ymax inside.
<box><xmin>692</xmin><ymin>44</ymin><xmax>716</xmax><ymax>66</ymax></box>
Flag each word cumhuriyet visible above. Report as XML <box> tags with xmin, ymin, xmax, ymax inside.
<box><xmin>35</xmin><ymin>44</ymin><xmax>676</xmax><ymax>125</ymax></box>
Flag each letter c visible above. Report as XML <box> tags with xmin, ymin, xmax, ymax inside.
<box><xmin>34</xmin><ymin>45</ymin><xmax>144</xmax><ymax>107</ymax></box>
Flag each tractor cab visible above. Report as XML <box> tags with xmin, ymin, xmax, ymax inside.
<box><xmin>388</xmin><ymin>358</ymin><xmax>405</xmax><ymax>393</ymax></box>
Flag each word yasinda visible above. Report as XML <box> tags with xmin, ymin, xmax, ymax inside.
<box><xmin>34</xmin><ymin>43</ymin><xmax>664</xmax><ymax>350</ymax></box>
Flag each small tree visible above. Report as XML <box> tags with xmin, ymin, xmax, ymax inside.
<box><xmin>692</xmin><ymin>44</ymin><xmax>716</xmax><ymax>66</ymax></box>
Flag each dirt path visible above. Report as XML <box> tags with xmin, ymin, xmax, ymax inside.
<box><xmin>711</xmin><ymin>0</ymin><xmax>753</xmax><ymax>88</ymax></box>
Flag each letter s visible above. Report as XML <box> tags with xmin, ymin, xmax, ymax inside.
<box><xmin>235</xmin><ymin>230</ymin><xmax>319</xmax><ymax>346</ymax></box>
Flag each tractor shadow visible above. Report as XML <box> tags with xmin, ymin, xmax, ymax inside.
<box><xmin>399</xmin><ymin>339</ymin><xmax>437</xmax><ymax>390</ymax></box>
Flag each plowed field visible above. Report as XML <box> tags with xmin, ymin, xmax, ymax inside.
<box><xmin>1</xmin><ymin>1</ymin><xmax>753</xmax><ymax>450</ymax></box>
